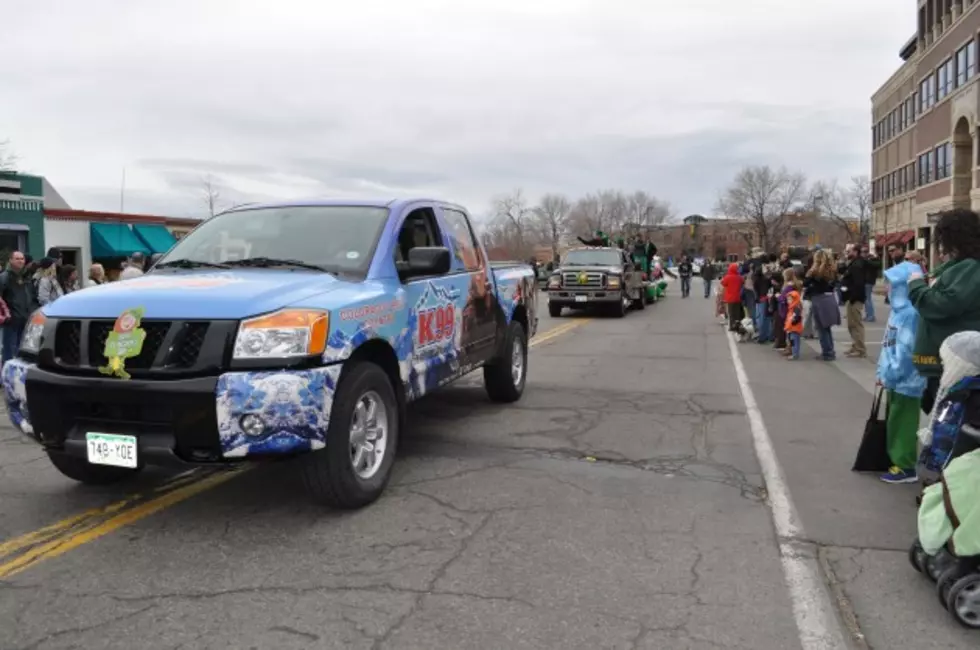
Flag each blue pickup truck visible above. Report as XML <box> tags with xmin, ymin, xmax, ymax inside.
<box><xmin>1</xmin><ymin>199</ymin><xmax>537</xmax><ymax>509</ymax></box>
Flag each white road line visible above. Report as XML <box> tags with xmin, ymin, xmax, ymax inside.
<box><xmin>725</xmin><ymin>332</ymin><xmax>848</xmax><ymax>650</ymax></box>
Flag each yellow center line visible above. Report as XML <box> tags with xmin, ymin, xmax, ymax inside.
<box><xmin>0</xmin><ymin>468</ymin><xmax>246</xmax><ymax>579</ymax></box>
<box><xmin>0</xmin><ymin>315</ymin><xmax>591</xmax><ymax>579</ymax></box>
<box><xmin>530</xmin><ymin>318</ymin><xmax>591</xmax><ymax>348</ymax></box>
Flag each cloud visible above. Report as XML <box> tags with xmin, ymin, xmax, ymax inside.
<box><xmin>2</xmin><ymin>0</ymin><xmax>914</xmax><ymax>218</ymax></box>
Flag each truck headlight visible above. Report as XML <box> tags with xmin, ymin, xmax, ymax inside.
<box><xmin>606</xmin><ymin>276</ymin><xmax>621</xmax><ymax>289</ymax></box>
<box><xmin>20</xmin><ymin>311</ymin><xmax>46</xmax><ymax>353</ymax></box>
<box><xmin>547</xmin><ymin>275</ymin><xmax>561</xmax><ymax>289</ymax></box>
<box><xmin>233</xmin><ymin>309</ymin><xmax>329</xmax><ymax>360</ymax></box>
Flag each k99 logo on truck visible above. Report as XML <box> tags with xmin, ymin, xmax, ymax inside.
<box><xmin>417</xmin><ymin>303</ymin><xmax>456</xmax><ymax>349</ymax></box>
<box><xmin>413</xmin><ymin>281</ymin><xmax>461</xmax><ymax>353</ymax></box>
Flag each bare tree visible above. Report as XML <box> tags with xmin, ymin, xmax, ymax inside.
<box><xmin>810</xmin><ymin>175</ymin><xmax>872</xmax><ymax>244</ymax></box>
<box><xmin>598</xmin><ymin>190</ymin><xmax>628</xmax><ymax>234</ymax></box>
<box><xmin>490</xmin><ymin>189</ymin><xmax>535</xmax><ymax>257</ymax></box>
<box><xmin>716</xmin><ymin>165</ymin><xmax>807</xmax><ymax>253</ymax></box>
<box><xmin>849</xmin><ymin>175</ymin><xmax>872</xmax><ymax>242</ymax></box>
<box><xmin>0</xmin><ymin>140</ymin><xmax>18</xmax><ymax>172</ymax></box>
<box><xmin>623</xmin><ymin>191</ymin><xmax>672</xmax><ymax>233</ymax></box>
<box><xmin>531</xmin><ymin>193</ymin><xmax>571</xmax><ymax>262</ymax></box>
<box><xmin>567</xmin><ymin>194</ymin><xmax>605</xmax><ymax>235</ymax></box>
<box><xmin>201</xmin><ymin>174</ymin><xmax>223</xmax><ymax>218</ymax></box>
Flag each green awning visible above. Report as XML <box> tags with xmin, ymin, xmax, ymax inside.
<box><xmin>132</xmin><ymin>223</ymin><xmax>177</xmax><ymax>254</ymax></box>
<box><xmin>90</xmin><ymin>223</ymin><xmax>151</xmax><ymax>258</ymax></box>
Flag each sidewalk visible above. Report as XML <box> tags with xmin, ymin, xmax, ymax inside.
<box><xmin>732</xmin><ymin>305</ymin><xmax>973</xmax><ymax>647</ymax></box>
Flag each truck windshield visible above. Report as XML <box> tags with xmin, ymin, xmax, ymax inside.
<box><xmin>563</xmin><ymin>250</ymin><xmax>622</xmax><ymax>266</ymax></box>
<box><xmin>157</xmin><ymin>205</ymin><xmax>389</xmax><ymax>274</ymax></box>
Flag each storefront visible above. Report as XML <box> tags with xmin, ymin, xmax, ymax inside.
<box><xmin>44</xmin><ymin>210</ymin><xmax>199</xmax><ymax>276</ymax></box>
<box><xmin>0</xmin><ymin>173</ymin><xmax>47</xmax><ymax>262</ymax></box>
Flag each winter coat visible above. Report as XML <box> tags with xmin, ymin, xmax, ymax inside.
<box><xmin>910</xmin><ymin>257</ymin><xmax>980</xmax><ymax>377</ymax></box>
<box><xmin>36</xmin><ymin>271</ymin><xmax>64</xmax><ymax>306</ymax></box>
<box><xmin>777</xmin><ymin>284</ymin><xmax>792</xmax><ymax>320</ymax></box>
<box><xmin>918</xmin><ymin>448</ymin><xmax>980</xmax><ymax>556</ymax></box>
<box><xmin>877</xmin><ymin>261</ymin><xmax>926</xmax><ymax>398</ymax></box>
<box><xmin>784</xmin><ymin>289</ymin><xmax>804</xmax><ymax>335</ymax></box>
<box><xmin>720</xmin><ymin>264</ymin><xmax>744</xmax><ymax>304</ymax></box>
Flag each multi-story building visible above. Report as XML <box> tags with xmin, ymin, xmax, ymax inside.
<box><xmin>871</xmin><ymin>0</ymin><xmax>980</xmax><ymax>265</ymax></box>
<box><xmin>651</xmin><ymin>213</ymin><xmax>856</xmax><ymax>263</ymax></box>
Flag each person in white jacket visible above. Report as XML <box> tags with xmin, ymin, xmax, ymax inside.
<box><xmin>119</xmin><ymin>253</ymin><xmax>145</xmax><ymax>280</ymax></box>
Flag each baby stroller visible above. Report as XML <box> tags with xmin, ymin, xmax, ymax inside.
<box><xmin>908</xmin><ymin>377</ymin><xmax>980</xmax><ymax>629</ymax></box>
<box><xmin>916</xmin><ymin>376</ymin><xmax>980</xmax><ymax>490</ymax></box>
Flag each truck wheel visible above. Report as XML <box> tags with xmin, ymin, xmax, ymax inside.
<box><xmin>612</xmin><ymin>293</ymin><xmax>628</xmax><ymax>318</ymax></box>
<box><xmin>484</xmin><ymin>321</ymin><xmax>527</xmax><ymax>403</ymax></box>
<box><xmin>300</xmin><ymin>362</ymin><xmax>399</xmax><ymax>509</ymax></box>
<box><xmin>548</xmin><ymin>303</ymin><xmax>562</xmax><ymax>318</ymax></box>
<box><xmin>46</xmin><ymin>451</ymin><xmax>139</xmax><ymax>485</ymax></box>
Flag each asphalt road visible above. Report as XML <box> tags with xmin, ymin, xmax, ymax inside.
<box><xmin>0</xmin><ymin>285</ymin><xmax>973</xmax><ymax>649</ymax></box>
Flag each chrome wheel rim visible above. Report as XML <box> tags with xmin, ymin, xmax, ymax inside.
<box><xmin>349</xmin><ymin>391</ymin><xmax>388</xmax><ymax>480</ymax></box>
<box><xmin>511</xmin><ymin>337</ymin><xmax>524</xmax><ymax>386</ymax></box>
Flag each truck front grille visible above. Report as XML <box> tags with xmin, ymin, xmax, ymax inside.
<box><xmin>88</xmin><ymin>320</ymin><xmax>172</xmax><ymax>369</ymax></box>
<box><xmin>562</xmin><ymin>272</ymin><xmax>604</xmax><ymax>288</ymax></box>
<box><xmin>51</xmin><ymin>319</ymin><xmax>210</xmax><ymax>371</ymax></box>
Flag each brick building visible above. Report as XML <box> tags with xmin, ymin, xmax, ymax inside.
<box><xmin>871</xmin><ymin>0</ymin><xmax>980</xmax><ymax>266</ymax></box>
<box><xmin>647</xmin><ymin>212</ymin><xmax>856</xmax><ymax>262</ymax></box>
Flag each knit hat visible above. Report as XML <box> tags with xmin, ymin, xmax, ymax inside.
<box><xmin>919</xmin><ymin>331</ymin><xmax>980</xmax><ymax>445</ymax></box>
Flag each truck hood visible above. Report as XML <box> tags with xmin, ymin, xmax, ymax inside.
<box><xmin>43</xmin><ymin>270</ymin><xmax>368</xmax><ymax>320</ymax></box>
<box><xmin>557</xmin><ymin>266</ymin><xmax>622</xmax><ymax>274</ymax></box>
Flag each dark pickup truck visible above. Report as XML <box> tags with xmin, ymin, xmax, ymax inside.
<box><xmin>545</xmin><ymin>247</ymin><xmax>645</xmax><ymax>317</ymax></box>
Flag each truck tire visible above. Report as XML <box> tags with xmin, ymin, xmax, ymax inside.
<box><xmin>548</xmin><ymin>303</ymin><xmax>562</xmax><ymax>318</ymax></box>
<box><xmin>46</xmin><ymin>451</ymin><xmax>140</xmax><ymax>485</ymax></box>
<box><xmin>300</xmin><ymin>362</ymin><xmax>399</xmax><ymax>509</ymax></box>
<box><xmin>612</xmin><ymin>292</ymin><xmax>628</xmax><ymax>318</ymax></box>
<box><xmin>484</xmin><ymin>321</ymin><xmax>527</xmax><ymax>403</ymax></box>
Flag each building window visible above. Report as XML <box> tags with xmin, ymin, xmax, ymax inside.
<box><xmin>911</xmin><ymin>92</ymin><xmax>918</xmax><ymax>119</ymax></box>
<box><xmin>938</xmin><ymin>58</ymin><xmax>954</xmax><ymax>99</ymax></box>
<box><xmin>919</xmin><ymin>152</ymin><xmax>934</xmax><ymax>184</ymax></box>
<box><xmin>960</xmin><ymin>40</ymin><xmax>977</xmax><ymax>86</ymax></box>
<box><xmin>958</xmin><ymin>44</ymin><xmax>969</xmax><ymax>86</ymax></box>
<box><xmin>935</xmin><ymin>142</ymin><xmax>953</xmax><ymax>178</ymax></box>
<box><xmin>920</xmin><ymin>76</ymin><xmax>936</xmax><ymax>111</ymax></box>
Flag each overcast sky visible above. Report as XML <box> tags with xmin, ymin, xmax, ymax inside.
<box><xmin>3</xmin><ymin>0</ymin><xmax>912</xmax><ymax>220</ymax></box>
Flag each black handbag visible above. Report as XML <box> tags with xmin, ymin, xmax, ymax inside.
<box><xmin>852</xmin><ymin>387</ymin><xmax>892</xmax><ymax>472</ymax></box>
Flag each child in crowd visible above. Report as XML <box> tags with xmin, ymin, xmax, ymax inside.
<box><xmin>776</xmin><ymin>270</ymin><xmax>793</xmax><ymax>355</ymax></box>
<box><xmin>769</xmin><ymin>273</ymin><xmax>786</xmax><ymax>351</ymax></box>
<box><xmin>783</xmin><ymin>268</ymin><xmax>804</xmax><ymax>360</ymax></box>
<box><xmin>720</xmin><ymin>263</ymin><xmax>745</xmax><ymax>332</ymax></box>
<box><xmin>875</xmin><ymin>257</ymin><xmax>926</xmax><ymax>483</ymax></box>
<box><xmin>756</xmin><ymin>274</ymin><xmax>772</xmax><ymax>344</ymax></box>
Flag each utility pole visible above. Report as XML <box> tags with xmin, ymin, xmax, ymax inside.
<box><xmin>120</xmin><ymin>167</ymin><xmax>126</xmax><ymax>212</ymax></box>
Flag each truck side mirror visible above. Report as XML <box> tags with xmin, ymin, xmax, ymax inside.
<box><xmin>404</xmin><ymin>246</ymin><xmax>451</xmax><ymax>278</ymax></box>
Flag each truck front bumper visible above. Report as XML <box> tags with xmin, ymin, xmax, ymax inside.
<box><xmin>1</xmin><ymin>359</ymin><xmax>342</xmax><ymax>465</ymax></box>
<box><xmin>548</xmin><ymin>290</ymin><xmax>622</xmax><ymax>306</ymax></box>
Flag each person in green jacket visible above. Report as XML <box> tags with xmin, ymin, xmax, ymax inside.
<box><xmin>909</xmin><ymin>208</ymin><xmax>980</xmax><ymax>414</ymax></box>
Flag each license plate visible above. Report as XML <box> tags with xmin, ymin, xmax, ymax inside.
<box><xmin>575</xmin><ymin>295</ymin><xmax>588</xmax><ymax>302</ymax></box>
<box><xmin>86</xmin><ymin>433</ymin><xmax>138</xmax><ymax>468</ymax></box>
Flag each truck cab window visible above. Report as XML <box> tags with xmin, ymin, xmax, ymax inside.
<box><xmin>394</xmin><ymin>208</ymin><xmax>442</xmax><ymax>274</ymax></box>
